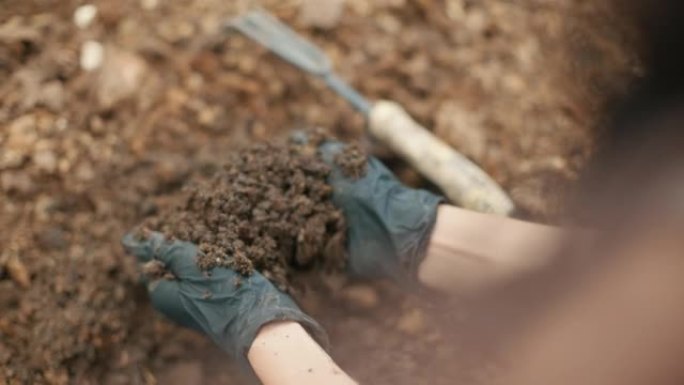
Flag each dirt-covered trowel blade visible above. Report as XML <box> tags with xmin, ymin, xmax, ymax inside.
<box><xmin>229</xmin><ymin>9</ymin><xmax>331</xmax><ymax>75</ymax></box>
<box><xmin>227</xmin><ymin>9</ymin><xmax>372</xmax><ymax>114</ymax></box>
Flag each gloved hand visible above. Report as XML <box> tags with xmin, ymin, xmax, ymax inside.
<box><xmin>316</xmin><ymin>140</ymin><xmax>443</xmax><ymax>284</ymax></box>
<box><xmin>121</xmin><ymin>231</ymin><xmax>326</xmax><ymax>366</ymax></box>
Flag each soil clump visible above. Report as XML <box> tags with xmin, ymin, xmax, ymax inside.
<box><xmin>142</xmin><ymin>137</ymin><xmax>361</xmax><ymax>292</ymax></box>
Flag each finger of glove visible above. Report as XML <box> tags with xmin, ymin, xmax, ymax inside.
<box><xmin>148</xmin><ymin>279</ymin><xmax>202</xmax><ymax>331</ymax></box>
<box><xmin>288</xmin><ymin>131</ymin><xmax>345</xmax><ymax>164</ymax></box>
<box><xmin>154</xmin><ymin>239</ymin><xmax>204</xmax><ymax>278</ymax></box>
<box><xmin>318</xmin><ymin>141</ymin><xmax>345</xmax><ymax>165</ymax></box>
<box><xmin>122</xmin><ymin>231</ymin><xmax>203</xmax><ymax>277</ymax></box>
<box><xmin>321</xmin><ymin>143</ymin><xmax>398</xmax><ymax>185</ymax></box>
<box><xmin>122</xmin><ymin>231</ymin><xmax>166</xmax><ymax>263</ymax></box>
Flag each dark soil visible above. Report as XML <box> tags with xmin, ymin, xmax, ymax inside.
<box><xmin>335</xmin><ymin>143</ymin><xmax>367</xmax><ymax>179</ymax></box>
<box><xmin>142</xmin><ymin>138</ymin><xmax>354</xmax><ymax>292</ymax></box>
<box><xmin>0</xmin><ymin>1</ymin><xmax>634</xmax><ymax>384</ymax></box>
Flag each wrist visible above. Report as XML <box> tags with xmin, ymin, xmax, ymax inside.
<box><xmin>249</xmin><ymin>321</ymin><xmax>302</xmax><ymax>353</ymax></box>
<box><xmin>419</xmin><ymin>205</ymin><xmax>563</xmax><ymax>293</ymax></box>
<box><xmin>248</xmin><ymin>321</ymin><xmax>357</xmax><ymax>385</ymax></box>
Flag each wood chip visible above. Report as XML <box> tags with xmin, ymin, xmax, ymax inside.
<box><xmin>5</xmin><ymin>254</ymin><xmax>30</xmax><ymax>288</ymax></box>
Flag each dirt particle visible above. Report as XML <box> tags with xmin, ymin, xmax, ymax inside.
<box><xmin>140</xmin><ymin>0</ymin><xmax>159</xmax><ymax>10</ymax></box>
<box><xmin>335</xmin><ymin>143</ymin><xmax>367</xmax><ymax>179</ymax></box>
<box><xmin>4</xmin><ymin>254</ymin><xmax>30</xmax><ymax>289</ymax></box>
<box><xmin>299</xmin><ymin>0</ymin><xmax>346</xmax><ymax>29</ymax></box>
<box><xmin>73</xmin><ymin>4</ymin><xmax>98</xmax><ymax>29</ymax></box>
<box><xmin>96</xmin><ymin>48</ymin><xmax>148</xmax><ymax>109</ymax></box>
<box><xmin>1</xmin><ymin>171</ymin><xmax>35</xmax><ymax>195</ymax></box>
<box><xmin>42</xmin><ymin>368</ymin><xmax>68</xmax><ymax>385</ymax></box>
<box><xmin>80</xmin><ymin>40</ymin><xmax>103</xmax><ymax>71</ymax></box>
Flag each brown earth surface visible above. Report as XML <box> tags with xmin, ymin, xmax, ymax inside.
<box><xmin>0</xmin><ymin>0</ymin><xmax>633</xmax><ymax>384</ymax></box>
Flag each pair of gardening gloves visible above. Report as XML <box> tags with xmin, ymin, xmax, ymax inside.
<box><xmin>122</xmin><ymin>138</ymin><xmax>442</xmax><ymax>363</ymax></box>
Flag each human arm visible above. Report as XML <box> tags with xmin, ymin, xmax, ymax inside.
<box><xmin>121</xmin><ymin>232</ymin><xmax>356</xmax><ymax>384</ymax></box>
<box><xmin>419</xmin><ymin>205</ymin><xmax>566</xmax><ymax>293</ymax></box>
<box><xmin>318</xmin><ymin>140</ymin><xmax>569</xmax><ymax>294</ymax></box>
<box><xmin>249</xmin><ymin>321</ymin><xmax>357</xmax><ymax>385</ymax></box>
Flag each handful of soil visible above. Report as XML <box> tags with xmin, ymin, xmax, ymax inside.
<box><xmin>141</xmin><ymin>135</ymin><xmax>365</xmax><ymax>292</ymax></box>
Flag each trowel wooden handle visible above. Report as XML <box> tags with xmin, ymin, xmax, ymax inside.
<box><xmin>369</xmin><ymin>100</ymin><xmax>515</xmax><ymax>215</ymax></box>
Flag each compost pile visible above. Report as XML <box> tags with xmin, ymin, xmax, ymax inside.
<box><xmin>142</xmin><ymin>137</ymin><xmax>362</xmax><ymax>292</ymax></box>
<box><xmin>0</xmin><ymin>0</ymin><xmax>634</xmax><ymax>384</ymax></box>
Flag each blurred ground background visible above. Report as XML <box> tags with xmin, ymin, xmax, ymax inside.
<box><xmin>0</xmin><ymin>0</ymin><xmax>635</xmax><ymax>384</ymax></box>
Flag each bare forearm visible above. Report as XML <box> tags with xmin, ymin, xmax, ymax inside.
<box><xmin>248</xmin><ymin>321</ymin><xmax>357</xmax><ymax>385</ymax></box>
<box><xmin>419</xmin><ymin>205</ymin><xmax>567</xmax><ymax>293</ymax></box>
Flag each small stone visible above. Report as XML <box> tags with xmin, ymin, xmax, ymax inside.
<box><xmin>396</xmin><ymin>308</ymin><xmax>426</xmax><ymax>335</ymax></box>
<box><xmin>42</xmin><ymin>368</ymin><xmax>68</xmax><ymax>385</ymax></box>
<box><xmin>140</xmin><ymin>0</ymin><xmax>159</xmax><ymax>10</ymax></box>
<box><xmin>4</xmin><ymin>254</ymin><xmax>30</xmax><ymax>289</ymax></box>
<box><xmin>0</xmin><ymin>151</ymin><xmax>26</xmax><ymax>170</ymax></box>
<box><xmin>190</xmin><ymin>51</ymin><xmax>220</xmax><ymax>77</ymax></box>
<box><xmin>80</xmin><ymin>40</ymin><xmax>104</xmax><ymax>71</ymax></box>
<box><xmin>33</xmin><ymin>149</ymin><xmax>57</xmax><ymax>173</ymax></box>
<box><xmin>446</xmin><ymin>0</ymin><xmax>466</xmax><ymax>21</ymax></box>
<box><xmin>376</xmin><ymin>14</ymin><xmax>401</xmax><ymax>34</ymax></box>
<box><xmin>197</xmin><ymin>106</ymin><xmax>219</xmax><ymax>127</ymax></box>
<box><xmin>340</xmin><ymin>284</ymin><xmax>380</xmax><ymax>310</ymax></box>
<box><xmin>55</xmin><ymin>117</ymin><xmax>69</xmax><ymax>131</ymax></box>
<box><xmin>153</xmin><ymin>155</ymin><xmax>190</xmax><ymax>186</ymax></box>
<box><xmin>1</xmin><ymin>172</ymin><xmax>35</xmax><ymax>194</ymax></box>
<box><xmin>73</xmin><ymin>4</ymin><xmax>98</xmax><ymax>29</ymax></box>
<box><xmin>34</xmin><ymin>195</ymin><xmax>56</xmax><ymax>222</ymax></box>
<box><xmin>74</xmin><ymin>161</ymin><xmax>95</xmax><ymax>181</ymax></box>
<box><xmin>39</xmin><ymin>81</ymin><xmax>65</xmax><ymax>111</ymax></box>
<box><xmin>96</xmin><ymin>48</ymin><xmax>147</xmax><ymax>108</ymax></box>
<box><xmin>157</xmin><ymin>20</ymin><xmax>194</xmax><ymax>43</ymax></box>
<box><xmin>6</xmin><ymin>114</ymin><xmax>38</xmax><ymax>154</ymax></box>
<box><xmin>502</xmin><ymin>73</ymin><xmax>526</xmax><ymax>94</ymax></box>
<box><xmin>299</xmin><ymin>0</ymin><xmax>346</xmax><ymax>29</ymax></box>
<box><xmin>464</xmin><ymin>8</ymin><xmax>488</xmax><ymax>34</ymax></box>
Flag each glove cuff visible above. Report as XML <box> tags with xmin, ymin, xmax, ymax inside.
<box><xmin>238</xmin><ymin>307</ymin><xmax>329</xmax><ymax>360</ymax></box>
<box><xmin>402</xmin><ymin>192</ymin><xmax>444</xmax><ymax>285</ymax></box>
<box><xmin>232</xmin><ymin>295</ymin><xmax>328</xmax><ymax>371</ymax></box>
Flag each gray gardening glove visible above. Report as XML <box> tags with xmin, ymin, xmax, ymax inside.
<box><xmin>121</xmin><ymin>231</ymin><xmax>326</xmax><ymax>366</ymax></box>
<box><xmin>313</xmin><ymin>139</ymin><xmax>443</xmax><ymax>284</ymax></box>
